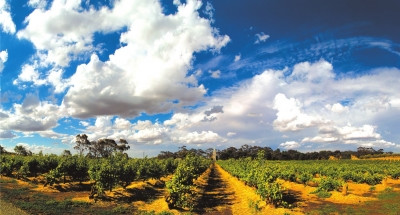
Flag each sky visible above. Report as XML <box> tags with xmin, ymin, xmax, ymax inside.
<box><xmin>1</xmin><ymin>0</ymin><xmax>400</xmax><ymax>157</ymax></box>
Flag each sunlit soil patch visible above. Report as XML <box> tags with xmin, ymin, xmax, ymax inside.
<box><xmin>216</xmin><ymin>164</ymin><xmax>303</xmax><ymax>215</ymax></box>
<box><xmin>366</xmin><ymin>156</ymin><xmax>400</xmax><ymax>160</ymax></box>
<box><xmin>279</xmin><ymin>176</ymin><xmax>400</xmax><ymax>214</ymax></box>
<box><xmin>130</xmin><ymin>175</ymin><xmax>181</xmax><ymax>214</ymax></box>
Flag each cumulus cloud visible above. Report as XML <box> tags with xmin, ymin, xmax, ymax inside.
<box><xmin>302</xmin><ymin>124</ymin><xmax>395</xmax><ymax>148</ymax></box>
<box><xmin>0</xmin><ymin>0</ymin><xmax>16</xmax><ymax>33</ymax></box>
<box><xmin>0</xmin><ymin>130</ymin><xmax>16</xmax><ymax>139</ymax></box>
<box><xmin>161</xmin><ymin>60</ymin><xmax>400</xmax><ymax>150</ymax></box>
<box><xmin>28</xmin><ymin>0</ymin><xmax>48</xmax><ymax>9</ymax></box>
<box><xmin>53</xmin><ymin>0</ymin><xmax>230</xmax><ymax>118</ymax></box>
<box><xmin>81</xmin><ymin>117</ymin><xmax>168</xmax><ymax>145</ymax></box>
<box><xmin>273</xmin><ymin>93</ymin><xmax>327</xmax><ymax>132</ymax></box>
<box><xmin>17</xmin><ymin>0</ymin><xmax>121</xmax><ymax>67</ymax></box>
<box><xmin>0</xmin><ymin>94</ymin><xmax>64</xmax><ymax>133</ymax></box>
<box><xmin>61</xmin><ymin>60</ymin><xmax>399</xmax><ymax>151</ymax></box>
<box><xmin>8</xmin><ymin>1</ymin><xmax>399</xmax><ymax>153</ymax></box>
<box><xmin>205</xmin><ymin>106</ymin><xmax>224</xmax><ymax>116</ymax></box>
<box><xmin>0</xmin><ymin>50</ymin><xmax>7</xmax><ymax>73</ymax></box>
<box><xmin>280</xmin><ymin>141</ymin><xmax>300</xmax><ymax>149</ymax></box>
<box><xmin>326</xmin><ymin>103</ymin><xmax>349</xmax><ymax>114</ymax></box>
<box><xmin>255</xmin><ymin>32</ymin><xmax>269</xmax><ymax>44</ymax></box>
<box><xmin>16</xmin><ymin>143</ymin><xmax>51</xmax><ymax>153</ymax></box>
<box><xmin>175</xmin><ymin>131</ymin><xmax>225</xmax><ymax>144</ymax></box>
<box><xmin>14</xmin><ymin>64</ymin><xmax>46</xmax><ymax>86</ymax></box>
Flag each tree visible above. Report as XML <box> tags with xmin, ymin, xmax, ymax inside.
<box><xmin>14</xmin><ymin>145</ymin><xmax>31</xmax><ymax>156</ymax></box>
<box><xmin>116</xmin><ymin>139</ymin><xmax>130</xmax><ymax>152</ymax></box>
<box><xmin>90</xmin><ymin>138</ymin><xmax>130</xmax><ymax>158</ymax></box>
<box><xmin>74</xmin><ymin>134</ymin><xmax>130</xmax><ymax>158</ymax></box>
<box><xmin>61</xmin><ymin>150</ymin><xmax>72</xmax><ymax>157</ymax></box>
<box><xmin>74</xmin><ymin>134</ymin><xmax>91</xmax><ymax>156</ymax></box>
<box><xmin>0</xmin><ymin>145</ymin><xmax>7</xmax><ymax>154</ymax></box>
<box><xmin>176</xmin><ymin>145</ymin><xmax>189</xmax><ymax>158</ymax></box>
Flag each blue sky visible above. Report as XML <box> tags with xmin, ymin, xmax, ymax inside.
<box><xmin>1</xmin><ymin>0</ymin><xmax>400</xmax><ymax>157</ymax></box>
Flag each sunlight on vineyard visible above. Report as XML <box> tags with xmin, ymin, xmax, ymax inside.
<box><xmin>1</xmin><ymin>148</ymin><xmax>400</xmax><ymax>214</ymax></box>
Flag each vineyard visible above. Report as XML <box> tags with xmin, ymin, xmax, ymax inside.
<box><xmin>218</xmin><ymin>155</ymin><xmax>400</xmax><ymax>206</ymax></box>
<box><xmin>1</xmin><ymin>151</ymin><xmax>400</xmax><ymax>214</ymax></box>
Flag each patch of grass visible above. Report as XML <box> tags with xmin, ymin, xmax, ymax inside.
<box><xmin>248</xmin><ymin>199</ymin><xmax>262</xmax><ymax>213</ymax></box>
<box><xmin>310</xmin><ymin>189</ymin><xmax>332</xmax><ymax>198</ymax></box>
<box><xmin>0</xmin><ymin>178</ymin><xmax>17</xmax><ymax>183</ymax></box>
<box><xmin>111</xmin><ymin>205</ymin><xmax>133</xmax><ymax>214</ymax></box>
<box><xmin>369</xmin><ymin>185</ymin><xmax>376</xmax><ymax>191</ymax></box>
<box><xmin>137</xmin><ymin>211</ymin><xmax>175</xmax><ymax>215</ymax></box>
<box><xmin>315</xmin><ymin>190</ymin><xmax>332</xmax><ymax>198</ymax></box>
<box><xmin>377</xmin><ymin>187</ymin><xmax>395</xmax><ymax>200</ymax></box>
<box><xmin>308</xmin><ymin>204</ymin><xmax>338</xmax><ymax>215</ymax></box>
<box><xmin>0</xmin><ymin>186</ymin><xmax>30</xmax><ymax>200</ymax></box>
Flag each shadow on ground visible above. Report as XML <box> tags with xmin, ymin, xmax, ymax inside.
<box><xmin>194</xmin><ymin>166</ymin><xmax>235</xmax><ymax>214</ymax></box>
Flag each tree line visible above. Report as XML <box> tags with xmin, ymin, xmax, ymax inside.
<box><xmin>157</xmin><ymin>145</ymin><xmax>392</xmax><ymax>160</ymax></box>
<box><xmin>0</xmin><ymin>135</ymin><xmax>394</xmax><ymax>160</ymax></box>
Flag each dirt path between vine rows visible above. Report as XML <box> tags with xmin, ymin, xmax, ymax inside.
<box><xmin>195</xmin><ymin>164</ymin><xmax>235</xmax><ymax>214</ymax></box>
<box><xmin>195</xmin><ymin>164</ymin><xmax>300</xmax><ymax>215</ymax></box>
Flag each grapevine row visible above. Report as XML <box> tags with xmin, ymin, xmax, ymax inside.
<box><xmin>218</xmin><ymin>155</ymin><xmax>400</xmax><ymax>205</ymax></box>
<box><xmin>166</xmin><ymin>153</ymin><xmax>212</xmax><ymax>209</ymax></box>
<box><xmin>0</xmin><ymin>153</ymin><xmax>179</xmax><ymax>198</ymax></box>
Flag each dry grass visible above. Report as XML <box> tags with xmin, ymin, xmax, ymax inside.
<box><xmin>0</xmin><ymin>200</ymin><xmax>29</xmax><ymax>215</ymax></box>
<box><xmin>367</xmin><ymin>156</ymin><xmax>400</xmax><ymax>160</ymax></box>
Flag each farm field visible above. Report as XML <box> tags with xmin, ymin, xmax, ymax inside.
<box><xmin>1</xmin><ymin>153</ymin><xmax>400</xmax><ymax>215</ymax></box>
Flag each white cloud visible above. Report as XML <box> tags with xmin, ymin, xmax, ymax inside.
<box><xmin>79</xmin><ymin>121</ymin><xmax>90</xmax><ymax>127</ymax></box>
<box><xmin>14</xmin><ymin>64</ymin><xmax>46</xmax><ymax>86</ymax></box>
<box><xmin>14</xmin><ymin>63</ymin><xmax>69</xmax><ymax>93</ymax></box>
<box><xmin>114</xmin><ymin>118</ymin><xmax>131</xmax><ymax>129</ymax></box>
<box><xmin>234</xmin><ymin>54</ymin><xmax>241</xmax><ymax>62</ymax></box>
<box><xmin>63</xmin><ymin>60</ymin><xmax>399</xmax><ymax>151</ymax></box>
<box><xmin>203</xmin><ymin>2</ymin><xmax>215</xmax><ymax>23</ymax></box>
<box><xmin>273</xmin><ymin>93</ymin><xmax>327</xmax><ymax>132</ymax></box>
<box><xmin>0</xmin><ymin>0</ymin><xmax>16</xmax><ymax>33</ymax></box>
<box><xmin>326</xmin><ymin>103</ymin><xmax>349</xmax><ymax>114</ymax></box>
<box><xmin>0</xmin><ymin>94</ymin><xmax>64</xmax><ymax>133</ymax></box>
<box><xmin>81</xmin><ymin>117</ymin><xmax>168</xmax><ymax>145</ymax></box>
<box><xmin>339</xmin><ymin>124</ymin><xmax>381</xmax><ymax>140</ymax></box>
<box><xmin>227</xmin><ymin>132</ymin><xmax>236</xmax><ymax>137</ymax></box>
<box><xmin>0</xmin><ymin>50</ymin><xmax>7</xmax><ymax>73</ymax></box>
<box><xmin>302</xmin><ymin>123</ymin><xmax>395</xmax><ymax>148</ymax></box>
<box><xmin>16</xmin><ymin>143</ymin><xmax>51</xmax><ymax>153</ymax></box>
<box><xmin>57</xmin><ymin>0</ymin><xmax>229</xmax><ymax>118</ymax></box>
<box><xmin>161</xmin><ymin>60</ymin><xmax>400</xmax><ymax>150</ymax></box>
<box><xmin>288</xmin><ymin>60</ymin><xmax>334</xmax><ymax>83</ymax></box>
<box><xmin>280</xmin><ymin>141</ymin><xmax>300</xmax><ymax>149</ymax></box>
<box><xmin>255</xmin><ymin>32</ymin><xmax>269</xmax><ymax>44</ymax></box>
<box><xmin>46</xmin><ymin>68</ymin><xmax>70</xmax><ymax>93</ymax></box>
<box><xmin>17</xmin><ymin>0</ymin><xmax>117</xmax><ymax>67</ymax></box>
<box><xmin>209</xmin><ymin>70</ymin><xmax>221</xmax><ymax>78</ymax></box>
<box><xmin>175</xmin><ymin>130</ymin><xmax>225</xmax><ymax>144</ymax></box>
<box><xmin>131</xmin><ymin>122</ymin><xmax>168</xmax><ymax>144</ymax></box>
<box><xmin>28</xmin><ymin>0</ymin><xmax>48</xmax><ymax>9</ymax></box>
